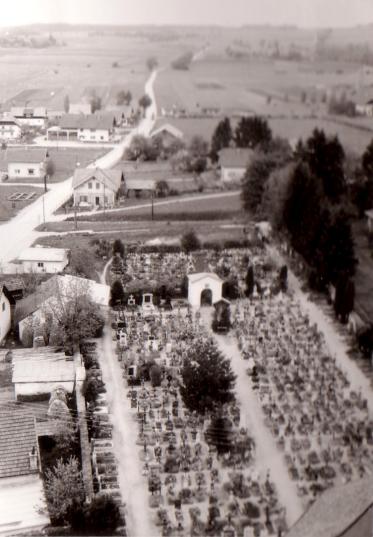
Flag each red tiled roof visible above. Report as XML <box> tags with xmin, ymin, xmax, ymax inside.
<box><xmin>0</xmin><ymin>412</ymin><xmax>38</xmax><ymax>478</ymax></box>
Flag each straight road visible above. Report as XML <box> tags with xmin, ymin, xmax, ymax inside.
<box><xmin>0</xmin><ymin>70</ymin><xmax>158</xmax><ymax>265</ymax></box>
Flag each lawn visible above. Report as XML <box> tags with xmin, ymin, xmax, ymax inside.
<box><xmin>35</xmin><ymin>219</ymin><xmax>246</xmax><ymax>251</ymax></box>
<box><xmin>0</xmin><ymin>185</ymin><xmax>44</xmax><ymax>221</ymax></box>
<box><xmin>66</xmin><ymin>191</ymin><xmax>243</xmax><ymax>222</ymax></box>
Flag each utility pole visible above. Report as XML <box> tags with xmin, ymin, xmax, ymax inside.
<box><xmin>151</xmin><ymin>189</ymin><xmax>154</xmax><ymax>221</ymax></box>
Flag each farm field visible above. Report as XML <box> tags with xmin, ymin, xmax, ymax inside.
<box><xmin>269</xmin><ymin>117</ymin><xmax>373</xmax><ymax>154</ymax></box>
<box><xmin>0</xmin><ymin>29</ymin><xmax>206</xmax><ymax>112</ymax></box>
<box><xmin>0</xmin><ymin>185</ymin><xmax>43</xmax><ymax>221</ymax></box>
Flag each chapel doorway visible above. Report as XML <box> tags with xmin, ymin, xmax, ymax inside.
<box><xmin>200</xmin><ymin>288</ymin><xmax>213</xmax><ymax>307</ymax></box>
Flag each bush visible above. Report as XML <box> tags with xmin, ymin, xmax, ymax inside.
<box><xmin>150</xmin><ymin>364</ymin><xmax>162</xmax><ymax>387</ymax></box>
<box><xmin>171</xmin><ymin>51</ymin><xmax>193</xmax><ymax>70</ymax></box>
<box><xmin>181</xmin><ymin>230</ymin><xmax>201</xmax><ymax>253</ymax></box>
<box><xmin>73</xmin><ymin>495</ymin><xmax>123</xmax><ymax>535</ymax></box>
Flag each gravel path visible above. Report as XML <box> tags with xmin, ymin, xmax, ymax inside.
<box><xmin>97</xmin><ymin>326</ymin><xmax>157</xmax><ymax>537</ymax></box>
<box><xmin>200</xmin><ymin>309</ymin><xmax>304</xmax><ymax>527</ymax></box>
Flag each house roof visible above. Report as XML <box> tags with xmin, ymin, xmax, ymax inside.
<box><xmin>17</xmin><ymin>246</ymin><xmax>68</xmax><ymax>263</ymax></box>
<box><xmin>0</xmin><ymin>277</ymin><xmax>25</xmax><ymax>292</ymax></box>
<box><xmin>219</xmin><ymin>147</ymin><xmax>254</xmax><ymax>169</ymax></box>
<box><xmin>59</xmin><ymin>113</ymin><xmax>114</xmax><ymax>131</ymax></box>
<box><xmin>286</xmin><ymin>477</ymin><xmax>373</xmax><ymax>537</ymax></box>
<box><xmin>5</xmin><ymin>147</ymin><xmax>48</xmax><ymax>164</ymax></box>
<box><xmin>13</xmin><ymin>358</ymin><xmax>76</xmax><ymax>384</ymax></box>
<box><xmin>0</xmin><ymin>115</ymin><xmax>21</xmax><ymax>127</ymax></box>
<box><xmin>10</xmin><ymin>106</ymin><xmax>47</xmax><ymax>118</ymax></box>
<box><xmin>151</xmin><ymin>123</ymin><xmax>184</xmax><ymax>140</ymax></box>
<box><xmin>188</xmin><ymin>272</ymin><xmax>223</xmax><ymax>284</ymax></box>
<box><xmin>72</xmin><ymin>167</ymin><xmax>123</xmax><ymax>192</ymax></box>
<box><xmin>0</xmin><ymin>412</ymin><xmax>38</xmax><ymax>478</ymax></box>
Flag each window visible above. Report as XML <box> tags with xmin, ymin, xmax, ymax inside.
<box><xmin>79</xmin><ymin>195</ymin><xmax>88</xmax><ymax>202</ymax></box>
<box><xmin>28</xmin><ymin>168</ymin><xmax>35</xmax><ymax>175</ymax></box>
<box><xmin>15</xmin><ymin>169</ymin><xmax>20</xmax><ymax>174</ymax></box>
<box><xmin>96</xmin><ymin>182</ymin><xmax>100</xmax><ymax>190</ymax></box>
<box><xmin>37</xmin><ymin>262</ymin><xmax>44</xmax><ymax>268</ymax></box>
<box><xmin>2</xmin><ymin>302</ymin><xmax>5</xmax><ymax>312</ymax></box>
<box><xmin>88</xmin><ymin>182</ymin><xmax>92</xmax><ymax>189</ymax></box>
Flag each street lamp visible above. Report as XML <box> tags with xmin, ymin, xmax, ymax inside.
<box><xmin>40</xmin><ymin>161</ymin><xmax>47</xmax><ymax>226</ymax></box>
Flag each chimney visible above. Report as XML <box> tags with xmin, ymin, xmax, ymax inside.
<box><xmin>29</xmin><ymin>445</ymin><xmax>38</xmax><ymax>471</ymax></box>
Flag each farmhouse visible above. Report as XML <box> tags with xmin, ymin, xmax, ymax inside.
<box><xmin>47</xmin><ymin>113</ymin><xmax>115</xmax><ymax>142</ymax></box>
<box><xmin>150</xmin><ymin>123</ymin><xmax>184</xmax><ymax>148</ymax></box>
<box><xmin>17</xmin><ymin>246</ymin><xmax>69</xmax><ymax>273</ymax></box>
<box><xmin>0</xmin><ymin>411</ymin><xmax>49</xmax><ymax>535</ymax></box>
<box><xmin>10</xmin><ymin>106</ymin><xmax>48</xmax><ymax>128</ymax></box>
<box><xmin>0</xmin><ymin>115</ymin><xmax>22</xmax><ymax>140</ymax></box>
<box><xmin>286</xmin><ymin>476</ymin><xmax>373</xmax><ymax>537</ymax></box>
<box><xmin>7</xmin><ymin>148</ymin><xmax>48</xmax><ymax>180</ymax></box>
<box><xmin>187</xmin><ymin>272</ymin><xmax>223</xmax><ymax>307</ymax></box>
<box><xmin>0</xmin><ymin>284</ymin><xmax>15</xmax><ymax>344</ymax></box>
<box><xmin>73</xmin><ymin>167</ymin><xmax>124</xmax><ymax>207</ymax></box>
<box><xmin>219</xmin><ymin>147</ymin><xmax>253</xmax><ymax>183</ymax></box>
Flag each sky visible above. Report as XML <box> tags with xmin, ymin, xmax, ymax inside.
<box><xmin>2</xmin><ymin>0</ymin><xmax>373</xmax><ymax>28</ymax></box>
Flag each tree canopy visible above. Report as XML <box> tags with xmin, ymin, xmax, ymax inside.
<box><xmin>235</xmin><ymin>116</ymin><xmax>272</xmax><ymax>149</ymax></box>
<box><xmin>210</xmin><ymin>117</ymin><xmax>233</xmax><ymax>162</ymax></box>
<box><xmin>180</xmin><ymin>338</ymin><xmax>236</xmax><ymax>413</ymax></box>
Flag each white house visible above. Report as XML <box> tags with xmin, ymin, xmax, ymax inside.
<box><xmin>0</xmin><ymin>411</ymin><xmax>49</xmax><ymax>535</ymax></box>
<box><xmin>0</xmin><ymin>285</ymin><xmax>15</xmax><ymax>344</ymax></box>
<box><xmin>47</xmin><ymin>113</ymin><xmax>115</xmax><ymax>142</ymax></box>
<box><xmin>7</xmin><ymin>148</ymin><xmax>48</xmax><ymax>180</ymax></box>
<box><xmin>0</xmin><ymin>115</ymin><xmax>22</xmax><ymax>141</ymax></box>
<box><xmin>17</xmin><ymin>246</ymin><xmax>69</xmax><ymax>274</ymax></box>
<box><xmin>219</xmin><ymin>148</ymin><xmax>253</xmax><ymax>183</ymax></box>
<box><xmin>73</xmin><ymin>167</ymin><xmax>124</xmax><ymax>207</ymax></box>
<box><xmin>187</xmin><ymin>272</ymin><xmax>223</xmax><ymax>307</ymax></box>
<box><xmin>10</xmin><ymin>106</ymin><xmax>48</xmax><ymax>128</ymax></box>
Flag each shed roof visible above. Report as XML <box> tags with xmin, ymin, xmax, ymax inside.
<box><xmin>286</xmin><ymin>477</ymin><xmax>373</xmax><ymax>537</ymax></box>
<box><xmin>59</xmin><ymin>113</ymin><xmax>114</xmax><ymax>131</ymax></box>
<box><xmin>0</xmin><ymin>412</ymin><xmax>38</xmax><ymax>478</ymax></box>
<box><xmin>73</xmin><ymin>167</ymin><xmax>123</xmax><ymax>192</ymax></box>
<box><xmin>0</xmin><ymin>115</ymin><xmax>21</xmax><ymax>126</ymax></box>
<box><xmin>18</xmin><ymin>246</ymin><xmax>68</xmax><ymax>263</ymax></box>
<box><xmin>11</xmin><ymin>106</ymin><xmax>47</xmax><ymax>118</ymax></box>
<box><xmin>6</xmin><ymin>147</ymin><xmax>48</xmax><ymax>164</ymax></box>
<box><xmin>219</xmin><ymin>147</ymin><xmax>254</xmax><ymax>169</ymax></box>
<box><xmin>125</xmin><ymin>177</ymin><xmax>156</xmax><ymax>191</ymax></box>
<box><xmin>13</xmin><ymin>357</ymin><xmax>76</xmax><ymax>384</ymax></box>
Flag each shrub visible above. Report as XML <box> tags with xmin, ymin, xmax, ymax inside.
<box><xmin>150</xmin><ymin>364</ymin><xmax>162</xmax><ymax>387</ymax></box>
<box><xmin>181</xmin><ymin>230</ymin><xmax>201</xmax><ymax>253</ymax></box>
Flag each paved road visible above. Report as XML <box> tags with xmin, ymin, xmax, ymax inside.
<box><xmin>0</xmin><ymin>70</ymin><xmax>158</xmax><ymax>265</ymax></box>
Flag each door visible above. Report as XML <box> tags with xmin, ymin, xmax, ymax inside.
<box><xmin>95</xmin><ymin>197</ymin><xmax>100</xmax><ymax>206</ymax></box>
<box><xmin>200</xmin><ymin>288</ymin><xmax>213</xmax><ymax>307</ymax></box>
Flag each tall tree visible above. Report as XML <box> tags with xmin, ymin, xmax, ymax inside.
<box><xmin>334</xmin><ymin>275</ymin><xmax>355</xmax><ymax>324</ymax></box>
<box><xmin>322</xmin><ymin>211</ymin><xmax>357</xmax><ymax>284</ymax></box>
<box><xmin>180</xmin><ymin>338</ymin><xmax>236</xmax><ymax>414</ymax></box>
<box><xmin>235</xmin><ymin>116</ymin><xmax>272</xmax><ymax>149</ymax></box>
<box><xmin>362</xmin><ymin>139</ymin><xmax>373</xmax><ymax>180</ymax></box>
<box><xmin>113</xmin><ymin>239</ymin><xmax>125</xmax><ymax>258</ymax></box>
<box><xmin>110</xmin><ymin>280</ymin><xmax>125</xmax><ymax>306</ymax></box>
<box><xmin>210</xmin><ymin>117</ymin><xmax>233</xmax><ymax>162</ymax></box>
<box><xmin>283</xmin><ymin>162</ymin><xmax>323</xmax><ymax>262</ymax></box>
<box><xmin>301</xmin><ymin>129</ymin><xmax>346</xmax><ymax>202</ymax></box>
